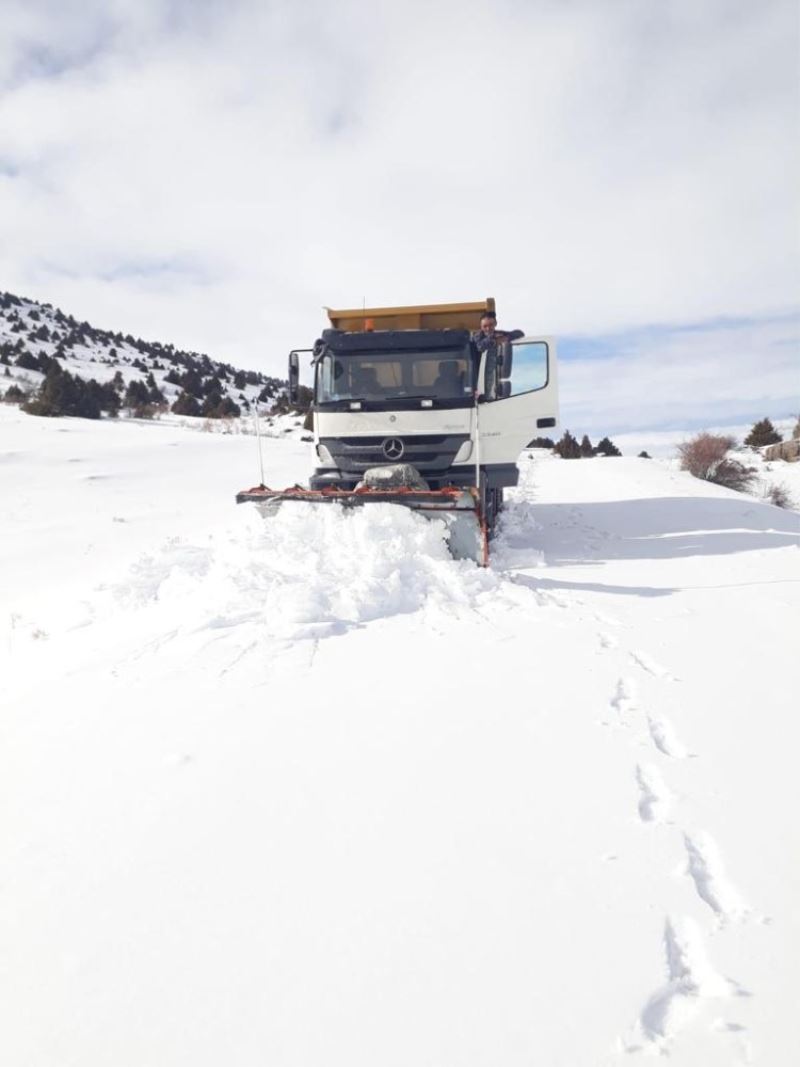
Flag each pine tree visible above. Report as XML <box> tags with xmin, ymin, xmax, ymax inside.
<box><xmin>744</xmin><ymin>418</ymin><xmax>782</xmax><ymax>448</ymax></box>
<box><xmin>202</xmin><ymin>375</ymin><xmax>223</xmax><ymax>397</ymax></box>
<box><xmin>124</xmin><ymin>379</ymin><xmax>151</xmax><ymax>409</ymax></box>
<box><xmin>93</xmin><ymin>380</ymin><xmax>121</xmax><ymax>416</ymax></box>
<box><xmin>15</xmin><ymin>349</ymin><xmax>39</xmax><ymax>371</ymax></box>
<box><xmin>595</xmin><ymin>436</ymin><xmax>622</xmax><ymax>457</ymax></box>
<box><xmin>23</xmin><ymin>363</ymin><xmax>101</xmax><ymax>419</ymax></box>
<box><xmin>579</xmin><ymin>434</ymin><xmax>594</xmax><ymax>457</ymax></box>
<box><xmin>171</xmin><ymin>391</ymin><xmax>201</xmax><ymax>416</ymax></box>
<box><xmin>180</xmin><ymin>368</ymin><xmax>204</xmax><ymax>397</ymax></box>
<box><xmin>554</xmin><ymin>430</ymin><xmax>581</xmax><ymax>459</ymax></box>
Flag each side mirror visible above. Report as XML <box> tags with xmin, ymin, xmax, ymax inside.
<box><xmin>496</xmin><ymin>380</ymin><xmax>512</xmax><ymax>399</ymax></box>
<box><xmin>288</xmin><ymin>351</ymin><xmax>300</xmax><ymax>404</ymax></box>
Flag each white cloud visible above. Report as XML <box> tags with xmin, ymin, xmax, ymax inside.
<box><xmin>0</xmin><ymin>0</ymin><xmax>797</xmax><ymax>427</ymax></box>
<box><xmin>559</xmin><ymin>313</ymin><xmax>799</xmax><ymax>435</ymax></box>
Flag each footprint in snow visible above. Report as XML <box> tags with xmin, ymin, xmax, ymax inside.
<box><xmin>610</xmin><ymin>677</ymin><xmax>637</xmax><ymax>721</ymax></box>
<box><xmin>623</xmin><ymin>916</ymin><xmax>741</xmax><ymax>1054</ymax></box>
<box><xmin>635</xmin><ymin>764</ymin><xmax>673</xmax><ymax>824</ymax></box>
<box><xmin>647</xmin><ymin>713</ymin><xmax>690</xmax><ymax>759</ymax></box>
<box><xmin>682</xmin><ymin>832</ymin><xmax>750</xmax><ymax>926</ymax></box>
<box><xmin>630</xmin><ymin>649</ymin><xmax>677</xmax><ymax>681</ymax></box>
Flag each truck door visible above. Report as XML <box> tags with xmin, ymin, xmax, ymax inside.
<box><xmin>477</xmin><ymin>337</ymin><xmax>559</xmax><ymax>464</ymax></box>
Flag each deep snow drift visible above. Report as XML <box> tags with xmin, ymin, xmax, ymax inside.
<box><xmin>2</xmin><ymin>405</ymin><xmax>799</xmax><ymax>1067</ymax></box>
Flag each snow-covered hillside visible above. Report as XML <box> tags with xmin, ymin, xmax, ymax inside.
<box><xmin>0</xmin><ymin>290</ymin><xmax>284</xmax><ymax>417</ymax></box>
<box><xmin>2</xmin><ymin>405</ymin><xmax>799</xmax><ymax>1066</ymax></box>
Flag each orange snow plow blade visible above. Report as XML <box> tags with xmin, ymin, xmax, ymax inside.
<box><xmin>236</xmin><ymin>484</ymin><xmax>489</xmax><ymax>565</ymax></box>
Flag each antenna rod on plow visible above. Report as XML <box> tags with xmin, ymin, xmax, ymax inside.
<box><xmin>474</xmin><ymin>350</ymin><xmax>487</xmax><ymax>499</ymax></box>
<box><xmin>253</xmin><ymin>403</ymin><xmax>266</xmax><ymax>487</ymax></box>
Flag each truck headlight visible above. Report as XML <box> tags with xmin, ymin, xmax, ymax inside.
<box><xmin>453</xmin><ymin>440</ymin><xmax>473</xmax><ymax>463</ymax></box>
<box><xmin>316</xmin><ymin>444</ymin><xmax>335</xmax><ymax>466</ymax></box>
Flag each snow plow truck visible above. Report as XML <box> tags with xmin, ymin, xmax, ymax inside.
<box><xmin>237</xmin><ymin>299</ymin><xmax>558</xmax><ymax>565</ymax></box>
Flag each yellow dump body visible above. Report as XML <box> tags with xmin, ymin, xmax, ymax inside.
<box><xmin>326</xmin><ymin>299</ymin><xmax>495</xmax><ymax>333</ymax></box>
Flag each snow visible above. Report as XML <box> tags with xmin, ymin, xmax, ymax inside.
<box><xmin>1</xmin><ymin>292</ymin><xmax>279</xmax><ymax>412</ymax></box>
<box><xmin>2</xmin><ymin>404</ymin><xmax>799</xmax><ymax>1066</ymax></box>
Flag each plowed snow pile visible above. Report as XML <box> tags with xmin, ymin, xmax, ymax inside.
<box><xmin>2</xmin><ymin>406</ymin><xmax>798</xmax><ymax>1067</ymax></box>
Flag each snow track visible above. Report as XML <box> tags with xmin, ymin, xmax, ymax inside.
<box><xmin>2</xmin><ymin>411</ymin><xmax>798</xmax><ymax>1067</ymax></box>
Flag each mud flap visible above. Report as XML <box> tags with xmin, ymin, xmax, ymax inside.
<box><xmin>236</xmin><ymin>485</ymin><xmax>489</xmax><ymax>565</ymax></box>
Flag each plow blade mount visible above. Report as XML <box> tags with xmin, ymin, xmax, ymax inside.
<box><xmin>236</xmin><ymin>485</ymin><xmax>489</xmax><ymax>565</ymax></box>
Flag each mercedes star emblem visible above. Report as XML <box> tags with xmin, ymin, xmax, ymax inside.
<box><xmin>382</xmin><ymin>438</ymin><xmax>404</xmax><ymax>460</ymax></box>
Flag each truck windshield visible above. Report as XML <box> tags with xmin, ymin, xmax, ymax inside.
<box><xmin>317</xmin><ymin>348</ymin><xmax>473</xmax><ymax>404</ymax></box>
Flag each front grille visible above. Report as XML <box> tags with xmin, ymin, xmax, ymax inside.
<box><xmin>320</xmin><ymin>434</ymin><xmax>469</xmax><ymax>475</ymax></box>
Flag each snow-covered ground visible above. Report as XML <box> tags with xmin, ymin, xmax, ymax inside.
<box><xmin>2</xmin><ymin>405</ymin><xmax>799</xmax><ymax>1066</ymax></box>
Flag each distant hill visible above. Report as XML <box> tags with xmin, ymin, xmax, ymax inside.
<box><xmin>0</xmin><ymin>290</ymin><xmax>286</xmax><ymax>419</ymax></box>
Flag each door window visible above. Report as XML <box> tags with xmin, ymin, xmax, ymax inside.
<box><xmin>503</xmin><ymin>340</ymin><xmax>549</xmax><ymax>396</ymax></box>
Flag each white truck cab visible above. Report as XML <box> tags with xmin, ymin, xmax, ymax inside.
<box><xmin>291</xmin><ymin>301</ymin><xmax>558</xmax><ymax>527</ymax></box>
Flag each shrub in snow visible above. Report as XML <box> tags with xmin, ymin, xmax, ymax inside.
<box><xmin>677</xmin><ymin>433</ymin><xmax>756</xmax><ymax>492</ymax></box>
<box><xmin>638</xmin><ymin>451</ymin><xmax>652</xmax><ymax>459</ymax></box>
<box><xmin>527</xmin><ymin>436</ymin><xmax>554</xmax><ymax>449</ymax></box>
<box><xmin>762</xmin><ymin>482</ymin><xmax>795</xmax><ymax>509</ymax></box>
<box><xmin>579</xmin><ymin>434</ymin><xmax>594</xmax><ymax>457</ymax></box>
<box><xmin>744</xmin><ymin>418</ymin><xmax>782</xmax><ymax>448</ymax></box>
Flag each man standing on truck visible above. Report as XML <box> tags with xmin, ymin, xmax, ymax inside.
<box><xmin>471</xmin><ymin>310</ymin><xmax>524</xmax><ymax>352</ymax></box>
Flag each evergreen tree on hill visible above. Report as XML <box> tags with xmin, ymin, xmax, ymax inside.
<box><xmin>180</xmin><ymin>368</ymin><xmax>204</xmax><ymax>397</ymax></box>
<box><xmin>744</xmin><ymin>418</ymin><xmax>782</xmax><ymax>448</ymax></box>
<box><xmin>87</xmin><ymin>379</ymin><xmax>121</xmax><ymax>417</ymax></box>
<box><xmin>210</xmin><ymin>396</ymin><xmax>241</xmax><ymax>418</ymax></box>
<box><xmin>580</xmin><ymin>434</ymin><xmax>594</xmax><ymax>457</ymax></box>
<box><xmin>4</xmin><ymin>383</ymin><xmax>26</xmax><ymax>402</ymax></box>
<box><xmin>554</xmin><ymin>430</ymin><xmax>581</xmax><ymax>459</ymax></box>
<box><xmin>124</xmin><ymin>379</ymin><xmax>151</xmax><ymax>409</ymax></box>
<box><xmin>595</xmin><ymin>436</ymin><xmax>622</xmax><ymax>457</ymax></box>
<box><xmin>202</xmin><ymin>375</ymin><xmax>223</xmax><ymax>397</ymax></box>
<box><xmin>23</xmin><ymin>363</ymin><xmax>101</xmax><ymax>419</ymax></box>
<box><xmin>171</xmin><ymin>391</ymin><xmax>201</xmax><ymax>416</ymax></box>
<box><xmin>15</xmin><ymin>350</ymin><xmax>40</xmax><ymax>371</ymax></box>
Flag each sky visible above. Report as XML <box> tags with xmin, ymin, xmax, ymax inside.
<box><xmin>0</xmin><ymin>0</ymin><xmax>798</xmax><ymax>434</ymax></box>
